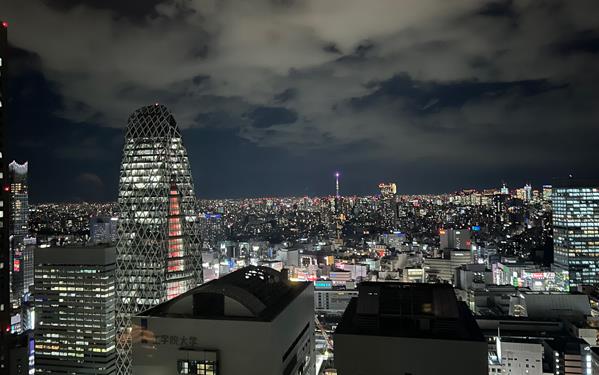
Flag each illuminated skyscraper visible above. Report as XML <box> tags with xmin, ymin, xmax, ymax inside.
<box><xmin>8</xmin><ymin>161</ymin><xmax>28</xmax><ymax>313</ymax></box>
<box><xmin>524</xmin><ymin>183</ymin><xmax>532</xmax><ymax>202</ymax></box>
<box><xmin>378</xmin><ymin>182</ymin><xmax>397</xmax><ymax>199</ymax></box>
<box><xmin>115</xmin><ymin>104</ymin><xmax>202</xmax><ymax>375</ymax></box>
<box><xmin>34</xmin><ymin>246</ymin><xmax>117</xmax><ymax>374</ymax></box>
<box><xmin>8</xmin><ymin>161</ymin><xmax>27</xmax><ymax>240</ymax></box>
<box><xmin>542</xmin><ymin>185</ymin><xmax>552</xmax><ymax>202</ymax></box>
<box><xmin>0</xmin><ymin>20</ymin><xmax>11</xmax><ymax>374</ymax></box>
<box><xmin>553</xmin><ymin>179</ymin><xmax>599</xmax><ymax>289</ymax></box>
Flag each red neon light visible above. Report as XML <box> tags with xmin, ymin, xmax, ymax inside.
<box><xmin>1</xmin><ymin>22</ymin><xmax>8</xmax><ymax>28</ymax></box>
<box><xmin>3</xmin><ymin>186</ymin><xmax>9</xmax><ymax>192</ymax></box>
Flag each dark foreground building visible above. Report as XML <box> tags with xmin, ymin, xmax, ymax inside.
<box><xmin>132</xmin><ymin>266</ymin><xmax>315</xmax><ymax>375</ymax></box>
<box><xmin>334</xmin><ymin>282</ymin><xmax>487</xmax><ymax>375</ymax></box>
<box><xmin>0</xmin><ymin>20</ymin><xmax>11</xmax><ymax>375</ymax></box>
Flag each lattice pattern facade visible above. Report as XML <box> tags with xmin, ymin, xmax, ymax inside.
<box><xmin>115</xmin><ymin>104</ymin><xmax>203</xmax><ymax>375</ymax></box>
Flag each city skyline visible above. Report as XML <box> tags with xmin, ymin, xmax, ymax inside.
<box><xmin>7</xmin><ymin>175</ymin><xmax>584</xmax><ymax>204</ymax></box>
<box><xmin>1</xmin><ymin>0</ymin><xmax>599</xmax><ymax>202</ymax></box>
<box><xmin>3</xmin><ymin>2</ymin><xmax>599</xmax><ymax>375</ymax></box>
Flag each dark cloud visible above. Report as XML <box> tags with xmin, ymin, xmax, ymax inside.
<box><xmin>477</xmin><ymin>0</ymin><xmax>515</xmax><ymax>18</ymax></box>
<box><xmin>273</xmin><ymin>88</ymin><xmax>297</xmax><ymax>104</ymax></box>
<box><xmin>46</xmin><ymin>0</ymin><xmax>166</xmax><ymax>20</ymax></box>
<box><xmin>322</xmin><ymin>43</ymin><xmax>342</xmax><ymax>54</ymax></box>
<box><xmin>246</xmin><ymin>107</ymin><xmax>298</xmax><ymax>128</ymax></box>
<box><xmin>2</xmin><ymin>0</ymin><xmax>599</xmax><ymax>200</ymax></box>
<box><xmin>553</xmin><ymin>30</ymin><xmax>599</xmax><ymax>55</ymax></box>
<box><xmin>351</xmin><ymin>74</ymin><xmax>565</xmax><ymax>113</ymax></box>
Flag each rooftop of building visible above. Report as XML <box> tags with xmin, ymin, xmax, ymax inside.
<box><xmin>335</xmin><ymin>282</ymin><xmax>485</xmax><ymax>342</ymax></box>
<box><xmin>125</xmin><ymin>104</ymin><xmax>180</xmax><ymax>139</ymax></box>
<box><xmin>138</xmin><ymin>266</ymin><xmax>310</xmax><ymax>322</ymax></box>
<box><xmin>35</xmin><ymin>244</ymin><xmax>116</xmax><ymax>265</ymax></box>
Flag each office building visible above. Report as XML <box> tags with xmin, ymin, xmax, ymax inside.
<box><xmin>543</xmin><ymin>185</ymin><xmax>552</xmax><ymax>202</ymax></box>
<box><xmin>131</xmin><ymin>266</ymin><xmax>315</xmax><ymax>375</ymax></box>
<box><xmin>424</xmin><ymin>249</ymin><xmax>473</xmax><ymax>284</ymax></box>
<box><xmin>90</xmin><ymin>216</ymin><xmax>118</xmax><ymax>245</ymax></box>
<box><xmin>454</xmin><ymin>264</ymin><xmax>492</xmax><ymax>291</ymax></box>
<box><xmin>0</xmin><ymin>20</ymin><xmax>11</xmax><ymax>374</ymax></box>
<box><xmin>9</xmin><ymin>243</ymin><xmax>34</xmax><ymax>334</ymax></box>
<box><xmin>314</xmin><ymin>281</ymin><xmax>358</xmax><ymax>315</ymax></box>
<box><xmin>440</xmin><ymin>228</ymin><xmax>472</xmax><ymax>250</ymax></box>
<box><xmin>494</xmin><ymin>339</ymin><xmax>543</xmax><ymax>375</ymax></box>
<box><xmin>334</xmin><ymin>282</ymin><xmax>487</xmax><ymax>375</ymax></box>
<box><xmin>279</xmin><ymin>248</ymin><xmax>300</xmax><ymax>267</ymax></box>
<box><xmin>8</xmin><ymin>161</ymin><xmax>27</xmax><ymax>240</ymax></box>
<box><xmin>552</xmin><ymin>179</ymin><xmax>599</xmax><ymax>289</ymax></box>
<box><xmin>116</xmin><ymin>104</ymin><xmax>202</xmax><ymax>375</ymax></box>
<box><xmin>199</xmin><ymin>213</ymin><xmax>225</xmax><ymax>247</ymax></box>
<box><xmin>8</xmin><ymin>161</ymin><xmax>28</xmax><ymax>313</ymax></box>
<box><xmin>378</xmin><ymin>182</ymin><xmax>397</xmax><ymax>199</ymax></box>
<box><xmin>517</xmin><ymin>184</ymin><xmax>532</xmax><ymax>202</ymax></box>
<box><xmin>543</xmin><ymin>337</ymin><xmax>590</xmax><ymax>375</ymax></box>
<box><xmin>33</xmin><ymin>246</ymin><xmax>116</xmax><ymax>374</ymax></box>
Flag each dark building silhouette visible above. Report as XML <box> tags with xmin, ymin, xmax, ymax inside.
<box><xmin>0</xmin><ymin>20</ymin><xmax>11</xmax><ymax>375</ymax></box>
<box><xmin>334</xmin><ymin>282</ymin><xmax>488</xmax><ymax>374</ymax></box>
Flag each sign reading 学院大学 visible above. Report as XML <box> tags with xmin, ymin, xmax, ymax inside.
<box><xmin>154</xmin><ymin>335</ymin><xmax>199</xmax><ymax>346</ymax></box>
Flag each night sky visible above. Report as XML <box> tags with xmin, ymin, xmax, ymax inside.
<box><xmin>2</xmin><ymin>0</ymin><xmax>599</xmax><ymax>202</ymax></box>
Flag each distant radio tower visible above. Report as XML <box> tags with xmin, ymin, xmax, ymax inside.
<box><xmin>335</xmin><ymin>172</ymin><xmax>340</xmax><ymax>197</ymax></box>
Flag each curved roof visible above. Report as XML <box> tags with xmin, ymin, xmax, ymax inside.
<box><xmin>141</xmin><ymin>266</ymin><xmax>309</xmax><ymax>321</ymax></box>
<box><xmin>8</xmin><ymin>160</ymin><xmax>28</xmax><ymax>174</ymax></box>
<box><xmin>125</xmin><ymin>104</ymin><xmax>180</xmax><ymax>139</ymax></box>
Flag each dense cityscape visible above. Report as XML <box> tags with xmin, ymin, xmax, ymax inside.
<box><xmin>2</xmin><ymin>1</ymin><xmax>599</xmax><ymax>375</ymax></box>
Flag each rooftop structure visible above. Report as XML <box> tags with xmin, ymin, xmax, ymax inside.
<box><xmin>334</xmin><ymin>282</ymin><xmax>487</xmax><ymax>374</ymax></box>
<box><xmin>132</xmin><ymin>266</ymin><xmax>315</xmax><ymax>375</ymax></box>
<box><xmin>139</xmin><ymin>265</ymin><xmax>310</xmax><ymax>321</ymax></box>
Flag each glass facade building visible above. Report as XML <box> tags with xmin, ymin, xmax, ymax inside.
<box><xmin>553</xmin><ymin>179</ymin><xmax>599</xmax><ymax>289</ymax></box>
<box><xmin>115</xmin><ymin>104</ymin><xmax>202</xmax><ymax>375</ymax></box>
<box><xmin>8</xmin><ymin>161</ymin><xmax>27</xmax><ymax>240</ymax></box>
<box><xmin>33</xmin><ymin>246</ymin><xmax>117</xmax><ymax>374</ymax></box>
<box><xmin>8</xmin><ymin>161</ymin><xmax>28</xmax><ymax>315</ymax></box>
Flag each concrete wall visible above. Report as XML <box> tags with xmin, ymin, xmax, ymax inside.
<box><xmin>132</xmin><ymin>285</ymin><xmax>314</xmax><ymax>375</ymax></box>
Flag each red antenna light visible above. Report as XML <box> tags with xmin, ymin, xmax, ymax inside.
<box><xmin>1</xmin><ymin>22</ymin><xmax>8</xmax><ymax>28</ymax></box>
